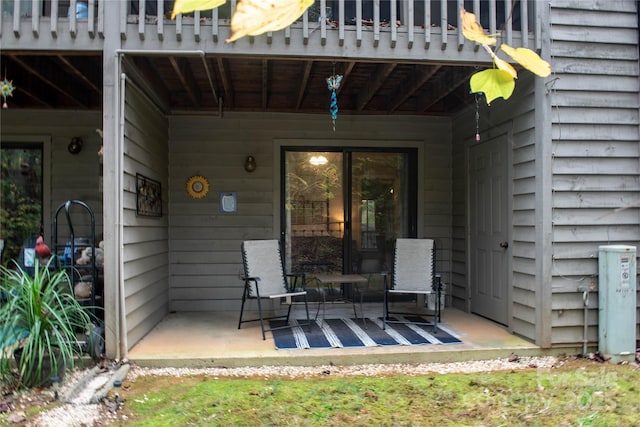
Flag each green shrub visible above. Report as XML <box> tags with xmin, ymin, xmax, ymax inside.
<box><xmin>0</xmin><ymin>258</ymin><xmax>93</xmax><ymax>388</ymax></box>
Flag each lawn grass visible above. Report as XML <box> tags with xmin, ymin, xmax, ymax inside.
<box><xmin>117</xmin><ymin>361</ymin><xmax>639</xmax><ymax>426</ymax></box>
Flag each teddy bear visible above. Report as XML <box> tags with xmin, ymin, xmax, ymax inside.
<box><xmin>74</xmin><ymin>280</ymin><xmax>92</xmax><ymax>299</ymax></box>
<box><xmin>76</xmin><ymin>241</ymin><xmax>105</xmax><ymax>266</ymax></box>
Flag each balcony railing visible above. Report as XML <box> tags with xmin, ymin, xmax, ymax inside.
<box><xmin>1</xmin><ymin>0</ymin><xmax>539</xmax><ymax>51</ymax></box>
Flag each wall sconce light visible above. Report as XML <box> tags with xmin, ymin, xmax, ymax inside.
<box><xmin>68</xmin><ymin>137</ymin><xmax>83</xmax><ymax>154</ymax></box>
<box><xmin>244</xmin><ymin>155</ymin><xmax>257</xmax><ymax>172</ymax></box>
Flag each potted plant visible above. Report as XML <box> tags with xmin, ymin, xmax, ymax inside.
<box><xmin>0</xmin><ymin>257</ymin><xmax>93</xmax><ymax>388</ymax></box>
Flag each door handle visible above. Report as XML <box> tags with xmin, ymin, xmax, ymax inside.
<box><xmin>500</xmin><ymin>241</ymin><xmax>509</xmax><ymax>249</ymax></box>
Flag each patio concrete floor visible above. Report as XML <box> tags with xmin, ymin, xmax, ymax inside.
<box><xmin>126</xmin><ymin>305</ymin><xmax>567</xmax><ymax>368</ymax></box>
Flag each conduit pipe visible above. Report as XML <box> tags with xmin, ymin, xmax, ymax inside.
<box><xmin>112</xmin><ymin>48</ymin><xmax>220</xmax><ymax>358</ymax></box>
<box><xmin>579</xmin><ymin>286</ymin><xmax>590</xmax><ymax>355</ymax></box>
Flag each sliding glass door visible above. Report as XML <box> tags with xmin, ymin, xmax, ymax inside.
<box><xmin>0</xmin><ymin>143</ymin><xmax>44</xmax><ymax>266</ymax></box>
<box><xmin>350</xmin><ymin>151</ymin><xmax>416</xmax><ymax>275</ymax></box>
<box><xmin>282</xmin><ymin>148</ymin><xmax>417</xmax><ymax>278</ymax></box>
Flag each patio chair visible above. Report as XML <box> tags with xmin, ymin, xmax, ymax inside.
<box><xmin>238</xmin><ymin>240</ymin><xmax>310</xmax><ymax>340</ymax></box>
<box><xmin>383</xmin><ymin>238</ymin><xmax>442</xmax><ymax>330</ymax></box>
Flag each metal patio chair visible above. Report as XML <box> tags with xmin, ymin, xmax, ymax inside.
<box><xmin>383</xmin><ymin>238</ymin><xmax>442</xmax><ymax>331</ymax></box>
<box><xmin>238</xmin><ymin>240</ymin><xmax>310</xmax><ymax>340</ymax></box>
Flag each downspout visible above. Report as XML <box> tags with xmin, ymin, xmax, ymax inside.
<box><xmin>115</xmin><ymin>56</ymin><xmax>128</xmax><ymax>359</ymax></box>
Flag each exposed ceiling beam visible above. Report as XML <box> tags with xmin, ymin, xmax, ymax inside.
<box><xmin>336</xmin><ymin>61</ymin><xmax>355</xmax><ymax>96</ymax></box>
<box><xmin>295</xmin><ymin>60</ymin><xmax>313</xmax><ymax>110</ymax></box>
<box><xmin>168</xmin><ymin>56</ymin><xmax>201</xmax><ymax>108</ymax></box>
<box><xmin>387</xmin><ymin>65</ymin><xmax>441</xmax><ymax>113</ymax></box>
<box><xmin>356</xmin><ymin>63</ymin><xmax>396</xmax><ymax>111</ymax></box>
<box><xmin>216</xmin><ymin>57</ymin><xmax>233</xmax><ymax>108</ymax></box>
<box><xmin>1</xmin><ymin>56</ymin><xmax>51</xmax><ymax>107</ymax></box>
<box><xmin>418</xmin><ymin>68</ymin><xmax>474</xmax><ymax>112</ymax></box>
<box><xmin>55</xmin><ymin>55</ymin><xmax>102</xmax><ymax>95</ymax></box>
<box><xmin>8</xmin><ymin>55</ymin><xmax>89</xmax><ymax>108</ymax></box>
<box><xmin>14</xmin><ymin>75</ymin><xmax>54</xmax><ymax>108</ymax></box>
<box><xmin>261</xmin><ymin>59</ymin><xmax>268</xmax><ymax>110</ymax></box>
<box><xmin>1</xmin><ymin>53</ymin><xmax>476</xmax><ymax>116</ymax></box>
<box><xmin>127</xmin><ymin>56</ymin><xmax>172</xmax><ymax>113</ymax></box>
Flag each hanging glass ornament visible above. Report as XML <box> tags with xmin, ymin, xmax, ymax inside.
<box><xmin>326</xmin><ymin>73</ymin><xmax>342</xmax><ymax>131</ymax></box>
<box><xmin>1</xmin><ymin>76</ymin><xmax>15</xmax><ymax>109</ymax></box>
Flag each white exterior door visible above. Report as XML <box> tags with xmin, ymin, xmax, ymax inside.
<box><xmin>469</xmin><ymin>136</ymin><xmax>509</xmax><ymax>325</ymax></box>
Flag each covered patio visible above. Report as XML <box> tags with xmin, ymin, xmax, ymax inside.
<box><xmin>126</xmin><ymin>306</ymin><xmax>568</xmax><ymax>368</ymax></box>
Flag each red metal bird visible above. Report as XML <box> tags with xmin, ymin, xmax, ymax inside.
<box><xmin>35</xmin><ymin>236</ymin><xmax>52</xmax><ymax>259</ymax></box>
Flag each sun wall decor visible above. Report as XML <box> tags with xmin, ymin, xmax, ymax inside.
<box><xmin>186</xmin><ymin>175</ymin><xmax>209</xmax><ymax>199</ymax></box>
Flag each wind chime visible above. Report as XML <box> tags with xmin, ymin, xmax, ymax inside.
<box><xmin>474</xmin><ymin>94</ymin><xmax>481</xmax><ymax>141</ymax></box>
<box><xmin>325</xmin><ymin>64</ymin><xmax>343</xmax><ymax>131</ymax></box>
<box><xmin>1</xmin><ymin>71</ymin><xmax>15</xmax><ymax>109</ymax></box>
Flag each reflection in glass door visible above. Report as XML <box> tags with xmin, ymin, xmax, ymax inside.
<box><xmin>282</xmin><ymin>149</ymin><xmax>416</xmax><ymax>281</ymax></box>
<box><xmin>350</xmin><ymin>151</ymin><xmax>415</xmax><ymax>276</ymax></box>
<box><xmin>283</xmin><ymin>151</ymin><xmax>344</xmax><ymax>275</ymax></box>
<box><xmin>0</xmin><ymin>143</ymin><xmax>44</xmax><ymax>266</ymax></box>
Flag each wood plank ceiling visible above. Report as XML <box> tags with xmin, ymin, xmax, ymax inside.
<box><xmin>0</xmin><ymin>52</ymin><xmax>478</xmax><ymax>116</ymax></box>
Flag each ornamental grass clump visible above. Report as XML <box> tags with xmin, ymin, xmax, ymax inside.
<box><xmin>0</xmin><ymin>257</ymin><xmax>93</xmax><ymax>388</ymax></box>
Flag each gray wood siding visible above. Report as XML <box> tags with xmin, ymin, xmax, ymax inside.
<box><xmin>452</xmin><ymin>75</ymin><xmax>537</xmax><ymax>341</ymax></box>
<box><xmin>168</xmin><ymin>113</ymin><xmax>452</xmax><ymax>312</ymax></box>
<box><xmin>122</xmin><ymin>76</ymin><xmax>170</xmax><ymax>348</ymax></box>
<box><xmin>507</xmin><ymin>78</ymin><xmax>538</xmax><ymax>343</ymax></box>
<box><xmin>549</xmin><ymin>0</ymin><xmax>640</xmax><ymax>346</ymax></box>
<box><xmin>0</xmin><ymin>110</ymin><xmax>103</xmax><ymax>244</ymax></box>
<box><xmin>423</xmin><ymin>120</ymin><xmax>453</xmax><ymax>285</ymax></box>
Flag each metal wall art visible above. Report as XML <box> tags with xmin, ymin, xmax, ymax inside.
<box><xmin>186</xmin><ymin>175</ymin><xmax>209</xmax><ymax>199</ymax></box>
<box><xmin>136</xmin><ymin>173</ymin><xmax>162</xmax><ymax>217</ymax></box>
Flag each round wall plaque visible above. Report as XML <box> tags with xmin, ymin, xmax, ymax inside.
<box><xmin>186</xmin><ymin>175</ymin><xmax>209</xmax><ymax>199</ymax></box>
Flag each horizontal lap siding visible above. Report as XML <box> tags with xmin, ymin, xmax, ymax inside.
<box><xmin>424</xmin><ymin>121</ymin><xmax>453</xmax><ymax>288</ymax></box>
<box><xmin>549</xmin><ymin>1</ymin><xmax>640</xmax><ymax>347</ymax></box>
<box><xmin>169</xmin><ymin>113</ymin><xmax>451</xmax><ymax>312</ymax></box>
<box><xmin>123</xmin><ymin>78</ymin><xmax>170</xmax><ymax>348</ymax></box>
<box><xmin>450</xmin><ymin>113</ymin><xmax>469</xmax><ymax>308</ymax></box>
<box><xmin>0</xmin><ymin>110</ymin><xmax>103</xmax><ymax>244</ymax></box>
<box><xmin>505</xmin><ymin>78</ymin><xmax>537</xmax><ymax>341</ymax></box>
<box><xmin>452</xmin><ymin>72</ymin><xmax>537</xmax><ymax>341</ymax></box>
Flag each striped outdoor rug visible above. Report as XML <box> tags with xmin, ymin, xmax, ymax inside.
<box><xmin>269</xmin><ymin>316</ymin><xmax>461</xmax><ymax>350</ymax></box>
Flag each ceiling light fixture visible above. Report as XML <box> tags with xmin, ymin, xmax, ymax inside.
<box><xmin>309</xmin><ymin>155</ymin><xmax>328</xmax><ymax>166</ymax></box>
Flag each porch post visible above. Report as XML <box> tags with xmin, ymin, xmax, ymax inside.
<box><xmin>534</xmin><ymin>0</ymin><xmax>553</xmax><ymax>349</ymax></box>
<box><xmin>102</xmin><ymin>0</ymin><xmax>124</xmax><ymax>359</ymax></box>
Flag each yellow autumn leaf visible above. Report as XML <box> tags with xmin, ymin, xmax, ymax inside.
<box><xmin>481</xmin><ymin>44</ymin><xmax>517</xmax><ymax>79</ymax></box>
<box><xmin>460</xmin><ymin>8</ymin><xmax>496</xmax><ymax>46</ymax></box>
<box><xmin>493</xmin><ymin>54</ymin><xmax>518</xmax><ymax>79</ymax></box>
<box><xmin>470</xmin><ymin>69</ymin><xmax>515</xmax><ymax>105</ymax></box>
<box><xmin>171</xmin><ymin>0</ymin><xmax>226</xmax><ymax>19</ymax></box>
<box><xmin>500</xmin><ymin>44</ymin><xmax>552</xmax><ymax>77</ymax></box>
<box><xmin>227</xmin><ymin>0</ymin><xmax>314</xmax><ymax>43</ymax></box>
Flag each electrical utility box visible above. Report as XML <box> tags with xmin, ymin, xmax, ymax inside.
<box><xmin>598</xmin><ymin>245</ymin><xmax>637</xmax><ymax>362</ymax></box>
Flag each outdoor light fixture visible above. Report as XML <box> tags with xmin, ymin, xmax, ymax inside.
<box><xmin>68</xmin><ymin>137</ymin><xmax>83</xmax><ymax>154</ymax></box>
<box><xmin>309</xmin><ymin>155</ymin><xmax>328</xmax><ymax>166</ymax></box>
<box><xmin>244</xmin><ymin>155</ymin><xmax>257</xmax><ymax>172</ymax></box>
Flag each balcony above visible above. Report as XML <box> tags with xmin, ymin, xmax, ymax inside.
<box><xmin>0</xmin><ymin>0</ymin><xmax>540</xmax><ymax>115</ymax></box>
